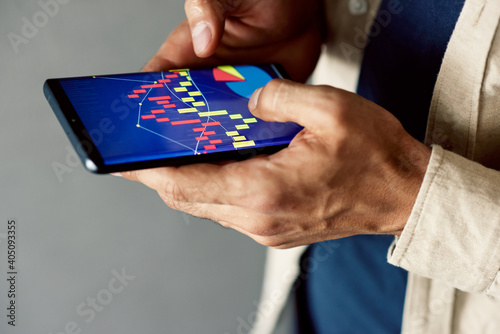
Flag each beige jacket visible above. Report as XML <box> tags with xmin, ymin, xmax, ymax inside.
<box><xmin>250</xmin><ymin>0</ymin><xmax>500</xmax><ymax>333</ymax></box>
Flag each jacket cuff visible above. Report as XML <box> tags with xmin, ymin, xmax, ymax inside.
<box><xmin>388</xmin><ymin>145</ymin><xmax>500</xmax><ymax>297</ymax></box>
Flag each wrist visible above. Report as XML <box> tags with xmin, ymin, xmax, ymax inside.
<box><xmin>389</xmin><ymin>140</ymin><xmax>431</xmax><ymax>236</ymax></box>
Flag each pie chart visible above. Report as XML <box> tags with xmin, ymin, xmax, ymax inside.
<box><xmin>213</xmin><ymin>65</ymin><xmax>273</xmax><ymax>99</ymax></box>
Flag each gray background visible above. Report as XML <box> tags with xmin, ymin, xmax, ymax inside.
<box><xmin>0</xmin><ymin>1</ymin><xmax>267</xmax><ymax>333</ymax></box>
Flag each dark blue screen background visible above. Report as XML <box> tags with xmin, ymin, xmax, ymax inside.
<box><xmin>59</xmin><ymin>64</ymin><xmax>301</xmax><ymax>165</ymax></box>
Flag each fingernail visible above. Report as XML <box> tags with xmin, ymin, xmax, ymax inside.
<box><xmin>249</xmin><ymin>87</ymin><xmax>263</xmax><ymax>110</ymax></box>
<box><xmin>110</xmin><ymin>172</ymin><xmax>122</xmax><ymax>177</ymax></box>
<box><xmin>192</xmin><ymin>22</ymin><xmax>212</xmax><ymax>55</ymax></box>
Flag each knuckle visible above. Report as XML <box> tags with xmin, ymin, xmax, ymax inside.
<box><xmin>120</xmin><ymin>170</ymin><xmax>138</xmax><ymax>182</ymax></box>
<box><xmin>265</xmin><ymin>78</ymin><xmax>284</xmax><ymax>91</ymax></box>
<box><xmin>159</xmin><ymin>190</ymin><xmax>202</xmax><ymax>215</ymax></box>
<box><xmin>255</xmin><ymin>235</ymin><xmax>287</xmax><ymax>248</ymax></box>
<box><xmin>185</xmin><ymin>0</ymin><xmax>205</xmax><ymax>21</ymax></box>
<box><xmin>186</xmin><ymin>0</ymin><xmax>226</xmax><ymax>20</ymax></box>
<box><xmin>315</xmin><ymin>90</ymin><xmax>353</xmax><ymax>139</ymax></box>
<box><xmin>262</xmin><ymin>79</ymin><xmax>286</xmax><ymax>109</ymax></box>
<box><xmin>161</xmin><ymin>180</ymin><xmax>188</xmax><ymax>203</ymax></box>
<box><xmin>247</xmin><ymin>217</ymin><xmax>279</xmax><ymax>237</ymax></box>
<box><xmin>248</xmin><ymin>187</ymin><xmax>284</xmax><ymax>214</ymax></box>
<box><xmin>157</xmin><ymin>191</ymin><xmax>182</xmax><ymax>210</ymax></box>
<box><xmin>217</xmin><ymin>220</ymin><xmax>231</xmax><ymax>229</ymax></box>
<box><xmin>184</xmin><ymin>0</ymin><xmax>199</xmax><ymax>18</ymax></box>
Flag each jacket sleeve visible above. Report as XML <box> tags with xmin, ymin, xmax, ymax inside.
<box><xmin>388</xmin><ymin>145</ymin><xmax>500</xmax><ymax>299</ymax></box>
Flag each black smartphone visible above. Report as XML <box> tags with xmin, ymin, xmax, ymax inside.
<box><xmin>44</xmin><ymin>64</ymin><xmax>302</xmax><ymax>173</ymax></box>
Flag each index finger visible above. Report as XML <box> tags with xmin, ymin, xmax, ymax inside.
<box><xmin>121</xmin><ymin>156</ymin><xmax>268</xmax><ymax>206</ymax></box>
<box><xmin>142</xmin><ymin>19</ymin><xmax>219</xmax><ymax>72</ymax></box>
<box><xmin>185</xmin><ymin>0</ymin><xmax>229</xmax><ymax>57</ymax></box>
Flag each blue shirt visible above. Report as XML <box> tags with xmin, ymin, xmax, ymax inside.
<box><xmin>296</xmin><ymin>1</ymin><xmax>465</xmax><ymax>333</ymax></box>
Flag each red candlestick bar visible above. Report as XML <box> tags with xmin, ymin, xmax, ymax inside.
<box><xmin>141</xmin><ymin>84</ymin><xmax>163</xmax><ymax>89</ymax></box>
<box><xmin>171</xmin><ymin>119</ymin><xmax>201</xmax><ymax>125</ymax></box>
<box><xmin>148</xmin><ymin>96</ymin><xmax>171</xmax><ymax>101</ymax></box>
<box><xmin>201</xmin><ymin>122</ymin><xmax>220</xmax><ymax>127</ymax></box>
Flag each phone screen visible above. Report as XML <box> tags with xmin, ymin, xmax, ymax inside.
<box><xmin>52</xmin><ymin>64</ymin><xmax>301</xmax><ymax>169</ymax></box>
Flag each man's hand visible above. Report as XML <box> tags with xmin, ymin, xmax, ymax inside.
<box><xmin>143</xmin><ymin>0</ymin><xmax>324</xmax><ymax>81</ymax></box>
<box><xmin>120</xmin><ymin>80</ymin><xmax>431</xmax><ymax>249</ymax></box>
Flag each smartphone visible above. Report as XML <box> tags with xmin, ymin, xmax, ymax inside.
<box><xmin>44</xmin><ymin>64</ymin><xmax>302</xmax><ymax>173</ymax></box>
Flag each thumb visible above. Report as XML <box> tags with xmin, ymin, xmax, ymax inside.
<box><xmin>248</xmin><ymin>79</ymin><xmax>334</xmax><ymax>134</ymax></box>
<box><xmin>185</xmin><ymin>0</ymin><xmax>229</xmax><ymax>57</ymax></box>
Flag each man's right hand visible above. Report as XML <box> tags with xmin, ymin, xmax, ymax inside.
<box><xmin>143</xmin><ymin>0</ymin><xmax>324</xmax><ymax>82</ymax></box>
